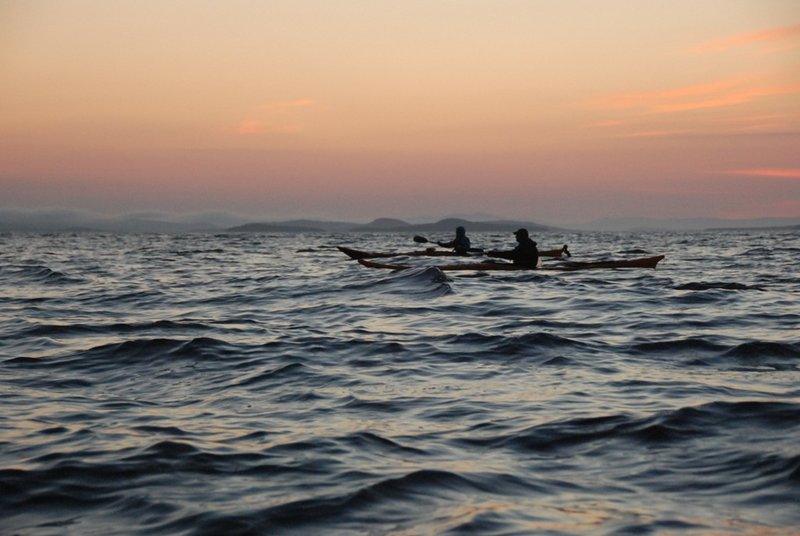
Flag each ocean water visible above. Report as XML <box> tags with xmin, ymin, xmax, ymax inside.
<box><xmin>1</xmin><ymin>230</ymin><xmax>798</xmax><ymax>535</ymax></box>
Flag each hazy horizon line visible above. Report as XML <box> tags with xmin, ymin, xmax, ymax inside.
<box><xmin>2</xmin><ymin>206</ymin><xmax>799</xmax><ymax>233</ymax></box>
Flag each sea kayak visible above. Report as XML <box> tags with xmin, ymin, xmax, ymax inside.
<box><xmin>338</xmin><ymin>244</ymin><xmax>571</xmax><ymax>260</ymax></box>
<box><xmin>356</xmin><ymin>255</ymin><xmax>665</xmax><ymax>272</ymax></box>
<box><xmin>337</xmin><ymin>246</ymin><xmax>473</xmax><ymax>259</ymax></box>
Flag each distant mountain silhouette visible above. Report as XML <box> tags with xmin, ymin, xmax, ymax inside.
<box><xmin>226</xmin><ymin>216</ymin><xmax>800</xmax><ymax>234</ymax></box>
<box><xmin>227</xmin><ymin>222</ymin><xmax>326</xmax><ymax>233</ymax></box>
<box><xmin>407</xmin><ymin>218</ymin><xmax>556</xmax><ymax>233</ymax></box>
<box><xmin>279</xmin><ymin>220</ymin><xmax>359</xmax><ymax>232</ymax></box>
<box><xmin>354</xmin><ymin>218</ymin><xmax>411</xmax><ymax>231</ymax></box>
<box><xmin>227</xmin><ymin>217</ymin><xmax>559</xmax><ymax>233</ymax></box>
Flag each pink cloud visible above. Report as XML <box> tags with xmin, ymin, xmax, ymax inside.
<box><xmin>259</xmin><ymin>99</ymin><xmax>317</xmax><ymax>111</ymax></box>
<box><xmin>722</xmin><ymin>168</ymin><xmax>800</xmax><ymax>179</ymax></box>
<box><xmin>583</xmin><ymin>120</ymin><xmax>624</xmax><ymax>129</ymax></box>
<box><xmin>235</xmin><ymin>119</ymin><xmax>264</xmax><ymax>135</ymax></box>
<box><xmin>620</xmin><ymin>129</ymin><xmax>696</xmax><ymax>138</ymax></box>
<box><xmin>232</xmin><ymin>99</ymin><xmax>318</xmax><ymax>136</ymax></box>
<box><xmin>693</xmin><ymin>24</ymin><xmax>800</xmax><ymax>54</ymax></box>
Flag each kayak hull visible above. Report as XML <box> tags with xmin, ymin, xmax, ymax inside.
<box><xmin>357</xmin><ymin>255</ymin><xmax>665</xmax><ymax>272</ymax></box>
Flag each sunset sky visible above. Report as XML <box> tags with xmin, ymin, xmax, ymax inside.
<box><xmin>2</xmin><ymin>0</ymin><xmax>799</xmax><ymax>225</ymax></box>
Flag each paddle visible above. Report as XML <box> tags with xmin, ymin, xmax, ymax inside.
<box><xmin>413</xmin><ymin>235</ymin><xmax>483</xmax><ymax>254</ymax></box>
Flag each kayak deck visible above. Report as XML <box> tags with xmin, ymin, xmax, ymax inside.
<box><xmin>357</xmin><ymin>255</ymin><xmax>665</xmax><ymax>272</ymax></box>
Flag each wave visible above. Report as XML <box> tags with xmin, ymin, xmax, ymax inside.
<box><xmin>676</xmin><ymin>281</ymin><xmax>765</xmax><ymax>291</ymax></box>
<box><xmin>0</xmin><ymin>264</ymin><xmax>83</xmax><ymax>284</ymax></box>
<box><xmin>631</xmin><ymin>338</ymin><xmax>799</xmax><ymax>370</ymax></box>
<box><xmin>337</xmin><ymin>431</ymin><xmax>429</xmax><ymax>456</ymax></box>
<box><xmin>17</xmin><ymin>319</ymin><xmax>213</xmax><ymax>338</ymax></box>
<box><xmin>86</xmin><ymin>336</ymin><xmax>238</xmax><ymax>362</ymax></box>
<box><xmin>723</xmin><ymin>341</ymin><xmax>800</xmax><ymax>359</ymax></box>
<box><xmin>156</xmin><ymin>468</ymin><xmax>545</xmax><ymax>535</ymax></box>
<box><xmin>631</xmin><ymin>337</ymin><xmax>727</xmax><ymax>355</ymax></box>
<box><xmin>344</xmin><ymin>266</ymin><xmax>453</xmax><ymax>297</ymax></box>
<box><xmin>6</xmin><ymin>337</ymin><xmax>244</xmax><ymax>373</ymax></box>
<box><xmin>456</xmin><ymin>401</ymin><xmax>800</xmax><ymax>453</ymax></box>
<box><xmin>443</xmin><ymin>331</ymin><xmax>589</xmax><ymax>362</ymax></box>
<box><xmin>256</xmin><ymin>335</ymin><xmax>413</xmax><ymax>366</ymax></box>
<box><xmin>77</xmin><ymin>288</ymin><xmax>167</xmax><ymax>306</ymax></box>
<box><xmin>169</xmin><ymin>248</ymin><xmax>226</xmax><ymax>256</ymax></box>
<box><xmin>720</xmin><ymin>341</ymin><xmax>800</xmax><ymax>371</ymax></box>
<box><xmin>235</xmin><ymin>362</ymin><xmax>312</xmax><ymax>388</ymax></box>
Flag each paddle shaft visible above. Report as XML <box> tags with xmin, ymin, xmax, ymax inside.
<box><xmin>413</xmin><ymin>235</ymin><xmax>483</xmax><ymax>254</ymax></box>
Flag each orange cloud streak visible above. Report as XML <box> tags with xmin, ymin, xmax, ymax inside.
<box><xmin>651</xmin><ymin>84</ymin><xmax>800</xmax><ymax>113</ymax></box>
<box><xmin>593</xmin><ymin>78</ymin><xmax>743</xmax><ymax>109</ymax></box>
<box><xmin>594</xmin><ymin>79</ymin><xmax>800</xmax><ymax>115</ymax></box>
<box><xmin>693</xmin><ymin>24</ymin><xmax>800</xmax><ymax>54</ymax></box>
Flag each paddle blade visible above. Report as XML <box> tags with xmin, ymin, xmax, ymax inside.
<box><xmin>413</xmin><ymin>235</ymin><xmax>429</xmax><ymax>243</ymax></box>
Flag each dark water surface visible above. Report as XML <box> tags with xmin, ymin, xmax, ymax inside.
<box><xmin>1</xmin><ymin>231</ymin><xmax>798</xmax><ymax>535</ymax></box>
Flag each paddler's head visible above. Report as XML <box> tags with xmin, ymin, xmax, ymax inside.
<box><xmin>513</xmin><ymin>228</ymin><xmax>528</xmax><ymax>242</ymax></box>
